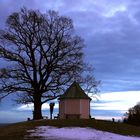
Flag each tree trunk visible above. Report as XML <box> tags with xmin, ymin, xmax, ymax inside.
<box><xmin>33</xmin><ymin>94</ymin><xmax>43</xmax><ymax>120</ymax></box>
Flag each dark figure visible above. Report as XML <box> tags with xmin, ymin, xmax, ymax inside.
<box><xmin>112</xmin><ymin>118</ymin><xmax>115</xmax><ymax>122</ymax></box>
<box><xmin>50</xmin><ymin>102</ymin><xmax>55</xmax><ymax>119</ymax></box>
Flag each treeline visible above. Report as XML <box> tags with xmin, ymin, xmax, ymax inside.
<box><xmin>123</xmin><ymin>102</ymin><xmax>140</xmax><ymax>126</ymax></box>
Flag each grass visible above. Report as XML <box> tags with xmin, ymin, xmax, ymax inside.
<box><xmin>0</xmin><ymin>119</ymin><xmax>140</xmax><ymax>140</ymax></box>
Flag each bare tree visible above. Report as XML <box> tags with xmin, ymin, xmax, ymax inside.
<box><xmin>0</xmin><ymin>8</ymin><xmax>99</xmax><ymax>120</ymax></box>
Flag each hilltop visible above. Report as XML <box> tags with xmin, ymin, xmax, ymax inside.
<box><xmin>0</xmin><ymin>119</ymin><xmax>140</xmax><ymax>140</ymax></box>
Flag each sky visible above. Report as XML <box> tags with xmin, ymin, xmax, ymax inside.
<box><xmin>0</xmin><ymin>0</ymin><xmax>140</xmax><ymax>123</ymax></box>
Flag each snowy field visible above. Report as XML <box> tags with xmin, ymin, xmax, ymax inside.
<box><xmin>27</xmin><ymin>126</ymin><xmax>140</xmax><ymax>140</ymax></box>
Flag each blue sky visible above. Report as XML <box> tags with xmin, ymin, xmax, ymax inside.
<box><xmin>0</xmin><ymin>0</ymin><xmax>140</xmax><ymax>123</ymax></box>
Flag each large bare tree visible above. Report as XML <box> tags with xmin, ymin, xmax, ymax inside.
<box><xmin>0</xmin><ymin>8</ymin><xmax>99</xmax><ymax>120</ymax></box>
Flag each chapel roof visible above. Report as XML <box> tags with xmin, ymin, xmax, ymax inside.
<box><xmin>59</xmin><ymin>81</ymin><xmax>91</xmax><ymax>100</ymax></box>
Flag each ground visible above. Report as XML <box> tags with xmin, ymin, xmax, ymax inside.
<box><xmin>0</xmin><ymin>119</ymin><xmax>140</xmax><ymax>140</ymax></box>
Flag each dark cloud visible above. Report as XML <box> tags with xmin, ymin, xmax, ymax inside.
<box><xmin>1</xmin><ymin>0</ymin><xmax>140</xmax><ymax>93</ymax></box>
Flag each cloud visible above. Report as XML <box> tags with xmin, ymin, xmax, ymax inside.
<box><xmin>91</xmin><ymin>90</ymin><xmax>140</xmax><ymax>120</ymax></box>
<box><xmin>0</xmin><ymin>90</ymin><xmax>139</xmax><ymax>122</ymax></box>
<box><xmin>94</xmin><ymin>115</ymin><xmax>122</xmax><ymax>120</ymax></box>
<box><xmin>17</xmin><ymin>91</ymin><xmax>140</xmax><ymax>120</ymax></box>
<box><xmin>91</xmin><ymin>91</ymin><xmax>140</xmax><ymax>111</ymax></box>
<box><xmin>1</xmin><ymin>0</ymin><xmax>140</xmax><ymax>92</ymax></box>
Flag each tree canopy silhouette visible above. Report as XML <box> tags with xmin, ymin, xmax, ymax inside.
<box><xmin>123</xmin><ymin>102</ymin><xmax>140</xmax><ymax>126</ymax></box>
<box><xmin>0</xmin><ymin>8</ymin><xmax>99</xmax><ymax>120</ymax></box>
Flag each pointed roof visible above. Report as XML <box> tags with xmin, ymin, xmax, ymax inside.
<box><xmin>59</xmin><ymin>82</ymin><xmax>91</xmax><ymax>100</ymax></box>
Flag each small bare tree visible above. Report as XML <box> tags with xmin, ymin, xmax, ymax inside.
<box><xmin>0</xmin><ymin>8</ymin><xmax>99</xmax><ymax>120</ymax></box>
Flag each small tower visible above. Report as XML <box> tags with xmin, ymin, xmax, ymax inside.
<box><xmin>59</xmin><ymin>82</ymin><xmax>91</xmax><ymax>119</ymax></box>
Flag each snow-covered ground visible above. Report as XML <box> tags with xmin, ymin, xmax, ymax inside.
<box><xmin>27</xmin><ymin>126</ymin><xmax>140</xmax><ymax>140</ymax></box>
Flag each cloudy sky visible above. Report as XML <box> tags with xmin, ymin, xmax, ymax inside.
<box><xmin>0</xmin><ymin>0</ymin><xmax>140</xmax><ymax>123</ymax></box>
